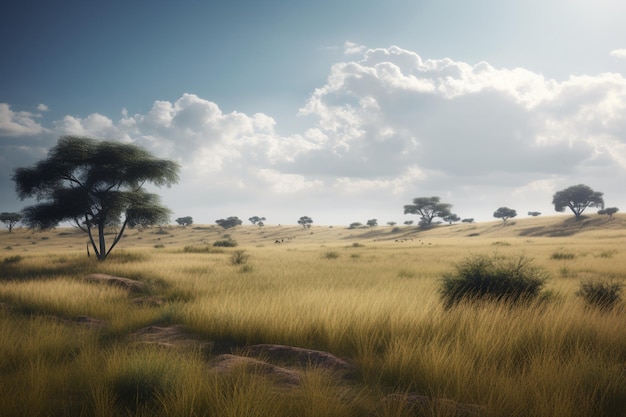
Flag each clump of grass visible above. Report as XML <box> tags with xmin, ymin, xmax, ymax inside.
<box><xmin>576</xmin><ymin>280</ymin><xmax>623</xmax><ymax>310</ymax></box>
<box><xmin>214</xmin><ymin>239</ymin><xmax>237</xmax><ymax>248</ymax></box>
<box><xmin>3</xmin><ymin>255</ymin><xmax>23</xmax><ymax>265</ymax></box>
<box><xmin>439</xmin><ymin>253</ymin><xmax>549</xmax><ymax>308</ymax></box>
<box><xmin>154</xmin><ymin>244</ymin><xmax>165</xmax><ymax>249</ymax></box>
<box><xmin>492</xmin><ymin>241</ymin><xmax>511</xmax><ymax>246</ymax></box>
<box><xmin>106</xmin><ymin>251</ymin><xmax>147</xmax><ymax>263</ymax></box>
<box><xmin>239</xmin><ymin>264</ymin><xmax>254</xmax><ymax>273</ymax></box>
<box><xmin>397</xmin><ymin>269</ymin><xmax>417</xmax><ymax>279</ymax></box>
<box><xmin>183</xmin><ymin>245</ymin><xmax>211</xmax><ymax>253</ymax></box>
<box><xmin>351</xmin><ymin>242</ymin><xmax>365</xmax><ymax>248</ymax></box>
<box><xmin>598</xmin><ymin>250</ymin><xmax>618</xmax><ymax>258</ymax></box>
<box><xmin>551</xmin><ymin>251</ymin><xmax>576</xmax><ymax>260</ymax></box>
<box><xmin>230</xmin><ymin>250</ymin><xmax>249</xmax><ymax>265</ymax></box>
<box><xmin>324</xmin><ymin>251</ymin><xmax>340</xmax><ymax>259</ymax></box>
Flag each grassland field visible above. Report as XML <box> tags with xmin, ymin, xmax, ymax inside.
<box><xmin>0</xmin><ymin>214</ymin><xmax>625</xmax><ymax>417</ymax></box>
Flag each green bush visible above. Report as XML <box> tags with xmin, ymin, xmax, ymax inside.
<box><xmin>550</xmin><ymin>251</ymin><xmax>576</xmax><ymax>260</ymax></box>
<box><xmin>324</xmin><ymin>251</ymin><xmax>340</xmax><ymax>259</ymax></box>
<box><xmin>214</xmin><ymin>239</ymin><xmax>238</xmax><ymax>247</ymax></box>
<box><xmin>576</xmin><ymin>280</ymin><xmax>623</xmax><ymax>310</ymax></box>
<box><xmin>230</xmin><ymin>250</ymin><xmax>249</xmax><ymax>265</ymax></box>
<box><xmin>439</xmin><ymin>253</ymin><xmax>549</xmax><ymax>308</ymax></box>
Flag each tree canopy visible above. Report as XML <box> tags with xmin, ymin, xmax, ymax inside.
<box><xmin>298</xmin><ymin>216</ymin><xmax>313</xmax><ymax>228</ymax></box>
<box><xmin>248</xmin><ymin>216</ymin><xmax>266</xmax><ymax>225</ymax></box>
<box><xmin>552</xmin><ymin>184</ymin><xmax>604</xmax><ymax>219</ymax></box>
<box><xmin>175</xmin><ymin>216</ymin><xmax>193</xmax><ymax>226</ymax></box>
<box><xmin>0</xmin><ymin>212</ymin><xmax>22</xmax><ymax>232</ymax></box>
<box><xmin>216</xmin><ymin>216</ymin><xmax>243</xmax><ymax>229</ymax></box>
<box><xmin>493</xmin><ymin>207</ymin><xmax>517</xmax><ymax>223</ymax></box>
<box><xmin>404</xmin><ymin>196</ymin><xmax>452</xmax><ymax>226</ymax></box>
<box><xmin>443</xmin><ymin>214</ymin><xmax>461</xmax><ymax>224</ymax></box>
<box><xmin>598</xmin><ymin>207</ymin><xmax>619</xmax><ymax>218</ymax></box>
<box><xmin>12</xmin><ymin>136</ymin><xmax>179</xmax><ymax>260</ymax></box>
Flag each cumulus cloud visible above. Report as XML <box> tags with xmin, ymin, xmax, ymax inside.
<box><xmin>3</xmin><ymin>45</ymin><xmax>626</xmax><ymax>224</ymax></box>
<box><xmin>610</xmin><ymin>49</ymin><xmax>626</xmax><ymax>59</ymax></box>
<box><xmin>0</xmin><ymin>103</ymin><xmax>47</xmax><ymax>136</ymax></box>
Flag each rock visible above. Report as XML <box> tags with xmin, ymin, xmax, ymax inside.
<box><xmin>242</xmin><ymin>344</ymin><xmax>351</xmax><ymax>371</ymax></box>
<box><xmin>84</xmin><ymin>273</ymin><xmax>145</xmax><ymax>292</ymax></box>
<box><xmin>211</xmin><ymin>354</ymin><xmax>302</xmax><ymax>386</ymax></box>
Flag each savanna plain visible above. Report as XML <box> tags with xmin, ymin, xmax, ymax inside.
<box><xmin>1</xmin><ymin>215</ymin><xmax>625</xmax><ymax>417</ymax></box>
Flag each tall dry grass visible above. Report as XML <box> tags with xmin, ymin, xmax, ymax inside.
<box><xmin>0</xmin><ymin>217</ymin><xmax>625</xmax><ymax>416</ymax></box>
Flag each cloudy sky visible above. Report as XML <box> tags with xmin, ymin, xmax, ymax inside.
<box><xmin>2</xmin><ymin>0</ymin><xmax>626</xmax><ymax>226</ymax></box>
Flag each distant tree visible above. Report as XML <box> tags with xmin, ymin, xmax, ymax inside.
<box><xmin>443</xmin><ymin>214</ymin><xmax>461</xmax><ymax>224</ymax></box>
<box><xmin>404</xmin><ymin>196</ymin><xmax>452</xmax><ymax>227</ymax></box>
<box><xmin>493</xmin><ymin>207</ymin><xmax>517</xmax><ymax>223</ymax></box>
<box><xmin>257</xmin><ymin>221</ymin><xmax>265</xmax><ymax>227</ymax></box>
<box><xmin>552</xmin><ymin>184</ymin><xmax>604</xmax><ymax>220</ymax></box>
<box><xmin>349</xmin><ymin>222</ymin><xmax>363</xmax><ymax>229</ymax></box>
<box><xmin>0</xmin><ymin>212</ymin><xmax>22</xmax><ymax>232</ymax></box>
<box><xmin>598</xmin><ymin>207</ymin><xmax>619</xmax><ymax>219</ymax></box>
<box><xmin>366</xmin><ymin>219</ymin><xmax>378</xmax><ymax>227</ymax></box>
<box><xmin>248</xmin><ymin>216</ymin><xmax>266</xmax><ymax>225</ymax></box>
<box><xmin>216</xmin><ymin>216</ymin><xmax>242</xmax><ymax>229</ymax></box>
<box><xmin>12</xmin><ymin>136</ymin><xmax>179</xmax><ymax>260</ymax></box>
<box><xmin>528</xmin><ymin>211</ymin><xmax>541</xmax><ymax>217</ymax></box>
<box><xmin>387</xmin><ymin>221</ymin><xmax>397</xmax><ymax>226</ymax></box>
<box><xmin>403</xmin><ymin>220</ymin><xmax>414</xmax><ymax>226</ymax></box>
<box><xmin>461</xmin><ymin>218</ymin><xmax>475</xmax><ymax>224</ymax></box>
<box><xmin>175</xmin><ymin>216</ymin><xmax>193</xmax><ymax>226</ymax></box>
<box><xmin>298</xmin><ymin>216</ymin><xmax>313</xmax><ymax>228</ymax></box>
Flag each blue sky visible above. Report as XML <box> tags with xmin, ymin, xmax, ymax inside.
<box><xmin>2</xmin><ymin>0</ymin><xmax>626</xmax><ymax>226</ymax></box>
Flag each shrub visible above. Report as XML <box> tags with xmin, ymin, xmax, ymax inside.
<box><xmin>550</xmin><ymin>251</ymin><xmax>576</xmax><ymax>260</ymax></box>
<box><xmin>183</xmin><ymin>245</ymin><xmax>211</xmax><ymax>253</ymax></box>
<box><xmin>324</xmin><ymin>251</ymin><xmax>340</xmax><ymax>259</ymax></box>
<box><xmin>213</xmin><ymin>239</ymin><xmax>238</xmax><ymax>247</ymax></box>
<box><xmin>439</xmin><ymin>253</ymin><xmax>549</xmax><ymax>308</ymax></box>
<box><xmin>230</xmin><ymin>250</ymin><xmax>249</xmax><ymax>265</ymax></box>
<box><xmin>576</xmin><ymin>280</ymin><xmax>623</xmax><ymax>310</ymax></box>
<box><xmin>3</xmin><ymin>255</ymin><xmax>23</xmax><ymax>265</ymax></box>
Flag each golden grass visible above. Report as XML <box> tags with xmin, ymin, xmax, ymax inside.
<box><xmin>0</xmin><ymin>215</ymin><xmax>625</xmax><ymax>416</ymax></box>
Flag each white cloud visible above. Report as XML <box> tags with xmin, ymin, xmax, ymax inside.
<box><xmin>0</xmin><ymin>103</ymin><xmax>47</xmax><ymax>136</ymax></box>
<box><xmin>344</xmin><ymin>41</ymin><xmax>365</xmax><ymax>55</ymax></box>
<box><xmin>610</xmin><ymin>49</ymin><xmax>626</xmax><ymax>59</ymax></box>
<box><xmin>37</xmin><ymin>104</ymin><xmax>49</xmax><ymax>111</ymax></box>
<box><xmin>4</xmin><ymin>45</ymin><xmax>626</xmax><ymax>224</ymax></box>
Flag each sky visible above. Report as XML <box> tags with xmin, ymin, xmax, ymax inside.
<box><xmin>2</xmin><ymin>0</ymin><xmax>626</xmax><ymax>227</ymax></box>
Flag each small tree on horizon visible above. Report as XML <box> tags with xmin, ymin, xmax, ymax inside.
<box><xmin>528</xmin><ymin>211</ymin><xmax>541</xmax><ymax>217</ymax></box>
<box><xmin>493</xmin><ymin>207</ymin><xmax>517</xmax><ymax>223</ymax></box>
<box><xmin>298</xmin><ymin>216</ymin><xmax>313</xmax><ymax>228</ymax></box>
<box><xmin>387</xmin><ymin>221</ymin><xmax>397</xmax><ymax>226</ymax></box>
<box><xmin>216</xmin><ymin>217</ymin><xmax>243</xmax><ymax>229</ymax></box>
<box><xmin>461</xmin><ymin>218</ymin><xmax>475</xmax><ymax>224</ymax></box>
<box><xmin>404</xmin><ymin>196</ymin><xmax>452</xmax><ymax>227</ymax></box>
<box><xmin>552</xmin><ymin>184</ymin><xmax>604</xmax><ymax>220</ymax></box>
<box><xmin>12</xmin><ymin>136</ymin><xmax>179</xmax><ymax>260</ymax></box>
<box><xmin>598</xmin><ymin>207</ymin><xmax>619</xmax><ymax>219</ymax></box>
<box><xmin>248</xmin><ymin>216</ymin><xmax>266</xmax><ymax>225</ymax></box>
<box><xmin>366</xmin><ymin>219</ymin><xmax>378</xmax><ymax>227</ymax></box>
<box><xmin>443</xmin><ymin>213</ymin><xmax>461</xmax><ymax>224</ymax></box>
<box><xmin>0</xmin><ymin>212</ymin><xmax>22</xmax><ymax>232</ymax></box>
<box><xmin>175</xmin><ymin>216</ymin><xmax>193</xmax><ymax>226</ymax></box>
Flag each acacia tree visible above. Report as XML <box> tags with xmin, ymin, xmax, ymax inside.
<box><xmin>12</xmin><ymin>136</ymin><xmax>180</xmax><ymax>260</ymax></box>
<box><xmin>598</xmin><ymin>207</ymin><xmax>619</xmax><ymax>219</ymax></box>
<box><xmin>216</xmin><ymin>216</ymin><xmax>242</xmax><ymax>229</ymax></box>
<box><xmin>366</xmin><ymin>219</ymin><xmax>378</xmax><ymax>227</ymax></box>
<box><xmin>248</xmin><ymin>216</ymin><xmax>266</xmax><ymax>225</ymax></box>
<box><xmin>0</xmin><ymin>212</ymin><xmax>22</xmax><ymax>232</ymax></box>
<box><xmin>175</xmin><ymin>216</ymin><xmax>193</xmax><ymax>226</ymax></box>
<box><xmin>493</xmin><ymin>207</ymin><xmax>517</xmax><ymax>223</ymax></box>
<box><xmin>552</xmin><ymin>184</ymin><xmax>604</xmax><ymax>220</ymax></box>
<box><xmin>404</xmin><ymin>196</ymin><xmax>452</xmax><ymax>226</ymax></box>
<box><xmin>443</xmin><ymin>214</ymin><xmax>460</xmax><ymax>224</ymax></box>
<box><xmin>298</xmin><ymin>216</ymin><xmax>313</xmax><ymax>228</ymax></box>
